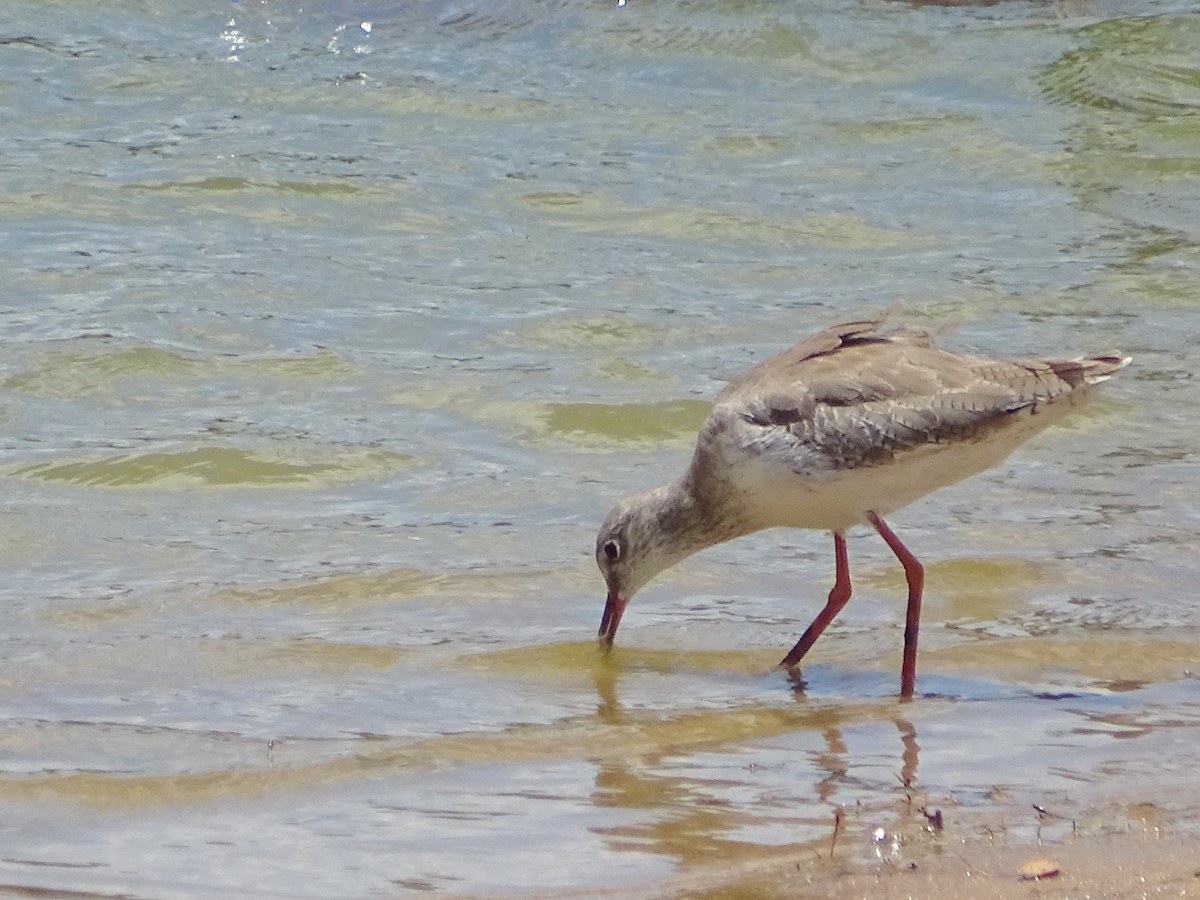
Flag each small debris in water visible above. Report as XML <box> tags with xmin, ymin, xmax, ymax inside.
<box><xmin>1018</xmin><ymin>858</ymin><xmax>1061</xmax><ymax>881</ymax></box>
<box><xmin>829</xmin><ymin>808</ymin><xmax>842</xmax><ymax>858</ymax></box>
<box><xmin>871</xmin><ymin>827</ymin><xmax>902</xmax><ymax>860</ymax></box>
<box><xmin>920</xmin><ymin>807</ymin><xmax>944</xmax><ymax>832</ymax></box>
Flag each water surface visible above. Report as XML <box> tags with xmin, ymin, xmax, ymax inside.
<box><xmin>0</xmin><ymin>0</ymin><xmax>1198</xmax><ymax>895</ymax></box>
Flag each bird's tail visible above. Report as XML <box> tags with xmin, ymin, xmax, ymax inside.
<box><xmin>1047</xmin><ymin>353</ymin><xmax>1130</xmax><ymax>388</ymax></box>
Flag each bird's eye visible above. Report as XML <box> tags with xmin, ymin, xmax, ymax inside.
<box><xmin>602</xmin><ymin>539</ymin><xmax>621</xmax><ymax>562</ymax></box>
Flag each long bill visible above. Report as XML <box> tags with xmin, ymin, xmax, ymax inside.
<box><xmin>598</xmin><ymin>590</ymin><xmax>628</xmax><ymax>649</ymax></box>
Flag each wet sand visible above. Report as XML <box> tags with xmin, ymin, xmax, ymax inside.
<box><xmin>694</xmin><ymin>830</ymin><xmax>1200</xmax><ymax>900</ymax></box>
<box><xmin>527</xmin><ymin>789</ymin><xmax>1200</xmax><ymax>900</ymax></box>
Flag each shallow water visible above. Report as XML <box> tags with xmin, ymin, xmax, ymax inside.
<box><xmin>1</xmin><ymin>0</ymin><xmax>1198</xmax><ymax>896</ymax></box>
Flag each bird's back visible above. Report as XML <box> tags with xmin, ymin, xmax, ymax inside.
<box><xmin>692</xmin><ymin>313</ymin><xmax>1127</xmax><ymax>532</ymax></box>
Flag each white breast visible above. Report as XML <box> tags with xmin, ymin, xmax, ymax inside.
<box><xmin>718</xmin><ymin>400</ymin><xmax>1082</xmax><ymax>534</ymax></box>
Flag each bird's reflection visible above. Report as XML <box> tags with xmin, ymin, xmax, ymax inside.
<box><xmin>586</xmin><ymin>657</ymin><xmax>928</xmax><ymax>873</ymax></box>
<box><xmin>897</xmin><ymin>717</ymin><xmax>919</xmax><ymax>789</ymax></box>
<box><xmin>592</xmin><ymin>659</ymin><xmax>621</xmax><ymax>725</ymax></box>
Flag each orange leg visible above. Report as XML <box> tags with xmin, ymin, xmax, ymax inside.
<box><xmin>779</xmin><ymin>532</ymin><xmax>851</xmax><ymax>669</ymax></box>
<box><xmin>866</xmin><ymin>511</ymin><xmax>924</xmax><ymax>699</ymax></box>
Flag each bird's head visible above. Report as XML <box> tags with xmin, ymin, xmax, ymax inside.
<box><xmin>595</xmin><ymin>484</ymin><xmax>701</xmax><ymax>649</ymax></box>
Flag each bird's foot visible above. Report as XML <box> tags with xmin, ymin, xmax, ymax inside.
<box><xmin>783</xmin><ymin>666</ymin><xmax>807</xmax><ymax>694</ymax></box>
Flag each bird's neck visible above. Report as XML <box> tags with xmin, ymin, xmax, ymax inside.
<box><xmin>653</xmin><ymin>466</ymin><xmax>752</xmax><ymax>564</ymax></box>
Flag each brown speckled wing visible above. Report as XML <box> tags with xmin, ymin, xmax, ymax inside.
<box><xmin>712</xmin><ymin>317</ymin><xmax>1127</xmax><ymax>471</ymax></box>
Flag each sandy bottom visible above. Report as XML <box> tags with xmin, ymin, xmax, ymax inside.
<box><xmin>549</xmin><ymin>829</ymin><xmax>1200</xmax><ymax>900</ymax></box>
<box><xmin>679</xmin><ymin>831</ymin><xmax>1200</xmax><ymax>900</ymax></box>
<box><xmin>509</xmin><ymin>784</ymin><xmax>1200</xmax><ymax>900</ymax></box>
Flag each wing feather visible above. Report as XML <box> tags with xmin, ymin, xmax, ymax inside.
<box><xmin>703</xmin><ymin>314</ymin><xmax>1127</xmax><ymax>474</ymax></box>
